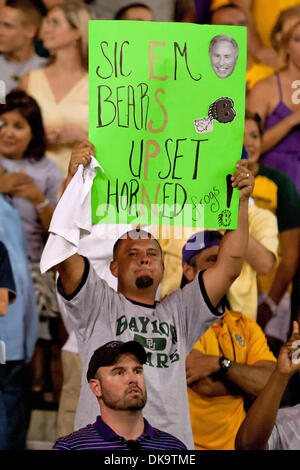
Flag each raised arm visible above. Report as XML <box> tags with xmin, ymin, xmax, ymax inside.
<box><xmin>54</xmin><ymin>141</ymin><xmax>95</xmax><ymax>296</ymax></box>
<box><xmin>235</xmin><ymin>322</ymin><xmax>300</xmax><ymax>450</ymax></box>
<box><xmin>55</xmin><ymin>254</ymin><xmax>86</xmax><ymax>297</ymax></box>
<box><xmin>203</xmin><ymin>160</ymin><xmax>254</xmax><ymax>307</ymax></box>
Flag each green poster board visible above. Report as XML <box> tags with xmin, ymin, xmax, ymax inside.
<box><xmin>89</xmin><ymin>21</ymin><xmax>246</xmax><ymax>229</ymax></box>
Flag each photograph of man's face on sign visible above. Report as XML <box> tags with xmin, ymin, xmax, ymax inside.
<box><xmin>209</xmin><ymin>35</ymin><xmax>239</xmax><ymax>78</ymax></box>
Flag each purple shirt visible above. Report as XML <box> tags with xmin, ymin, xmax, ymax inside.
<box><xmin>53</xmin><ymin>417</ymin><xmax>187</xmax><ymax>450</ymax></box>
<box><xmin>194</xmin><ymin>0</ymin><xmax>212</xmax><ymax>23</ymax></box>
<box><xmin>261</xmin><ymin>74</ymin><xmax>300</xmax><ymax>194</ymax></box>
<box><xmin>0</xmin><ymin>157</ymin><xmax>63</xmax><ymax>261</ymax></box>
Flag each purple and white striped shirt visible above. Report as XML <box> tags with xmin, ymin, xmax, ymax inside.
<box><xmin>53</xmin><ymin>417</ymin><xmax>187</xmax><ymax>450</ymax></box>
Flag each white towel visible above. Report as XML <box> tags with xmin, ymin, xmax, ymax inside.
<box><xmin>40</xmin><ymin>157</ymin><xmax>154</xmax><ymax>355</ymax></box>
<box><xmin>40</xmin><ymin>156</ymin><xmax>151</xmax><ymax>274</ymax></box>
<box><xmin>40</xmin><ymin>157</ymin><xmax>100</xmax><ymax>273</ymax></box>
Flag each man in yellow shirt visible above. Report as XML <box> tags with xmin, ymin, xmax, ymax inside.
<box><xmin>183</xmin><ymin>230</ymin><xmax>277</xmax><ymax>450</ymax></box>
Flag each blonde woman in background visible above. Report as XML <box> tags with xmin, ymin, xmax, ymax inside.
<box><xmin>19</xmin><ymin>1</ymin><xmax>96</xmax><ymax>176</ymax></box>
<box><xmin>247</xmin><ymin>6</ymin><xmax>300</xmax><ymax>193</ymax></box>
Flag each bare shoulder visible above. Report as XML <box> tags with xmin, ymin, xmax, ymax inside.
<box><xmin>247</xmin><ymin>73</ymin><xmax>278</xmax><ymax>116</ymax></box>
<box><xmin>19</xmin><ymin>66</ymin><xmax>49</xmax><ymax>91</ymax></box>
<box><xmin>18</xmin><ymin>73</ymin><xmax>29</xmax><ymax>91</ymax></box>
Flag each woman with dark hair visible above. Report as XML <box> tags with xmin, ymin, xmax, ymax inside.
<box><xmin>0</xmin><ymin>89</ymin><xmax>63</xmax><ymax>261</ymax></box>
<box><xmin>0</xmin><ymin>90</ymin><xmax>64</xmax><ymax>405</ymax></box>
<box><xmin>244</xmin><ymin>110</ymin><xmax>300</xmax><ymax>356</ymax></box>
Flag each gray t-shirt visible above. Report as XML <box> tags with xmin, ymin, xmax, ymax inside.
<box><xmin>0</xmin><ymin>53</ymin><xmax>46</xmax><ymax>96</ymax></box>
<box><xmin>268</xmin><ymin>405</ymin><xmax>300</xmax><ymax>450</ymax></box>
<box><xmin>0</xmin><ymin>157</ymin><xmax>63</xmax><ymax>261</ymax></box>
<box><xmin>57</xmin><ymin>259</ymin><xmax>224</xmax><ymax>449</ymax></box>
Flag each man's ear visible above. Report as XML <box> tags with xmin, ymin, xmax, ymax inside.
<box><xmin>89</xmin><ymin>379</ymin><xmax>102</xmax><ymax>399</ymax></box>
<box><xmin>182</xmin><ymin>262</ymin><xmax>196</xmax><ymax>282</ymax></box>
<box><xmin>24</xmin><ymin>24</ymin><xmax>38</xmax><ymax>40</ymax></box>
<box><xmin>275</xmin><ymin>31</ymin><xmax>282</xmax><ymax>50</ymax></box>
<box><xmin>73</xmin><ymin>29</ymin><xmax>82</xmax><ymax>41</ymax></box>
<box><xmin>110</xmin><ymin>260</ymin><xmax>118</xmax><ymax>278</ymax></box>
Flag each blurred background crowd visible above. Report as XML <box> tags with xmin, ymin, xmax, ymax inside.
<box><xmin>0</xmin><ymin>0</ymin><xmax>300</xmax><ymax>451</ymax></box>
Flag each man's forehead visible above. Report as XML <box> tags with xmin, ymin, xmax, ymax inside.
<box><xmin>114</xmin><ymin>351</ymin><xmax>143</xmax><ymax>364</ymax></box>
<box><xmin>214</xmin><ymin>40</ymin><xmax>233</xmax><ymax>50</ymax></box>
<box><xmin>212</xmin><ymin>7</ymin><xmax>247</xmax><ymax>25</ymax></box>
<box><xmin>194</xmin><ymin>245</ymin><xmax>219</xmax><ymax>265</ymax></box>
<box><xmin>119</xmin><ymin>236</ymin><xmax>161</xmax><ymax>251</ymax></box>
<box><xmin>100</xmin><ymin>352</ymin><xmax>143</xmax><ymax>371</ymax></box>
<box><xmin>2</xmin><ymin>6</ymin><xmax>21</xmax><ymax>22</ymax></box>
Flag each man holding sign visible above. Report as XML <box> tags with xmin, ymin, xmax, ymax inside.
<box><xmin>53</xmin><ymin>139</ymin><xmax>254</xmax><ymax>449</ymax></box>
<box><xmin>47</xmin><ymin>20</ymin><xmax>249</xmax><ymax>449</ymax></box>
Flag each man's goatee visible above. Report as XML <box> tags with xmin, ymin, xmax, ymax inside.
<box><xmin>136</xmin><ymin>276</ymin><xmax>153</xmax><ymax>288</ymax></box>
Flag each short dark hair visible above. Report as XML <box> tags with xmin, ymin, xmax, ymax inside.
<box><xmin>5</xmin><ymin>0</ymin><xmax>43</xmax><ymax>30</ymax></box>
<box><xmin>210</xmin><ymin>2</ymin><xmax>242</xmax><ymax>19</ymax></box>
<box><xmin>114</xmin><ymin>3</ymin><xmax>152</xmax><ymax>20</ymax></box>
<box><xmin>113</xmin><ymin>229</ymin><xmax>162</xmax><ymax>260</ymax></box>
<box><xmin>87</xmin><ymin>340</ymin><xmax>147</xmax><ymax>382</ymax></box>
<box><xmin>0</xmin><ymin>89</ymin><xmax>46</xmax><ymax>161</ymax></box>
<box><xmin>245</xmin><ymin>110</ymin><xmax>264</xmax><ymax>136</ymax></box>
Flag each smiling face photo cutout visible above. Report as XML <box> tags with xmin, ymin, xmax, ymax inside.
<box><xmin>209</xmin><ymin>35</ymin><xmax>239</xmax><ymax>78</ymax></box>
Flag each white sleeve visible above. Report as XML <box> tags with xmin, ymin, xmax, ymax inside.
<box><xmin>267</xmin><ymin>424</ymin><xmax>280</xmax><ymax>450</ymax></box>
<box><xmin>163</xmin><ymin>270</ymin><xmax>224</xmax><ymax>353</ymax></box>
<box><xmin>56</xmin><ymin>258</ymin><xmax>113</xmax><ymax>343</ymax></box>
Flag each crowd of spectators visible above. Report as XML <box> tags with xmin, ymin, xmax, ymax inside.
<box><xmin>0</xmin><ymin>0</ymin><xmax>300</xmax><ymax>451</ymax></box>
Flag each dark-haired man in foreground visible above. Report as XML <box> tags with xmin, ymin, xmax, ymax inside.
<box><xmin>53</xmin><ymin>340</ymin><xmax>186</xmax><ymax>450</ymax></box>
<box><xmin>52</xmin><ymin>140</ymin><xmax>254</xmax><ymax>449</ymax></box>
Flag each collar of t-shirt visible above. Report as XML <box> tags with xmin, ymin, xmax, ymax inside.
<box><xmin>93</xmin><ymin>416</ymin><xmax>157</xmax><ymax>441</ymax></box>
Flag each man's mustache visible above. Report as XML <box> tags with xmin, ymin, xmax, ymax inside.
<box><xmin>125</xmin><ymin>385</ymin><xmax>143</xmax><ymax>395</ymax></box>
